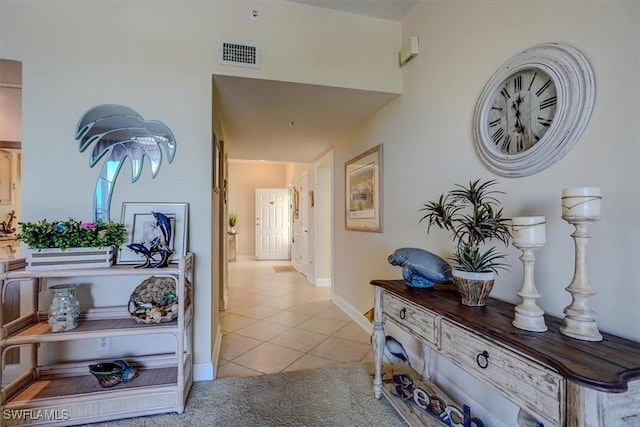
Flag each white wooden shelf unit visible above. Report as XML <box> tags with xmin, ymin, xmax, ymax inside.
<box><xmin>0</xmin><ymin>253</ymin><xmax>194</xmax><ymax>426</ymax></box>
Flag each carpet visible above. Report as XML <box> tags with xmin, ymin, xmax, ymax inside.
<box><xmin>82</xmin><ymin>362</ymin><xmax>406</xmax><ymax>427</ymax></box>
<box><xmin>273</xmin><ymin>265</ymin><xmax>298</xmax><ymax>273</ymax></box>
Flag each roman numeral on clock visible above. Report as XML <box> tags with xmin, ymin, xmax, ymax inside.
<box><xmin>491</xmin><ymin>127</ymin><xmax>505</xmax><ymax>144</ymax></box>
<box><xmin>489</xmin><ymin>118</ymin><xmax>501</xmax><ymax>127</ymax></box>
<box><xmin>528</xmin><ymin>72</ymin><xmax>537</xmax><ymax>90</ymax></box>
<box><xmin>535</xmin><ymin>79</ymin><xmax>552</xmax><ymax>97</ymax></box>
<box><xmin>540</xmin><ymin>96</ymin><xmax>557</xmax><ymax>109</ymax></box>
<box><xmin>501</xmin><ymin>135</ymin><xmax>512</xmax><ymax>152</ymax></box>
<box><xmin>514</xmin><ymin>75</ymin><xmax>522</xmax><ymax>92</ymax></box>
<box><xmin>537</xmin><ymin>117</ymin><xmax>553</xmax><ymax>127</ymax></box>
<box><xmin>500</xmin><ymin>88</ymin><xmax>510</xmax><ymax>100</ymax></box>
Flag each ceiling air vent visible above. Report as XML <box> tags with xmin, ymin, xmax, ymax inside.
<box><xmin>219</xmin><ymin>41</ymin><xmax>261</xmax><ymax>69</ymax></box>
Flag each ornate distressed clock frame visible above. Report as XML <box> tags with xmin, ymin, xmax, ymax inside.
<box><xmin>473</xmin><ymin>43</ymin><xmax>595</xmax><ymax>177</ymax></box>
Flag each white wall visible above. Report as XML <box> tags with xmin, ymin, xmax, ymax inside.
<box><xmin>208</xmin><ymin>0</ymin><xmax>402</xmax><ymax>93</ymax></box>
<box><xmin>314</xmin><ymin>153</ymin><xmax>332</xmax><ymax>285</ymax></box>
<box><xmin>333</xmin><ymin>1</ymin><xmax>640</xmax><ymax>424</ymax></box>
<box><xmin>0</xmin><ymin>0</ymin><xmax>402</xmax><ymax>377</ymax></box>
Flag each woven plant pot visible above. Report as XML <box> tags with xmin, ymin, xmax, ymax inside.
<box><xmin>128</xmin><ymin>276</ymin><xmax>182</xmax><ymax>324</ymax></box>
<box><xmin>451</xmin><ymin>270</ymin><xmax>496</xmax><ymax>307</ymax></box>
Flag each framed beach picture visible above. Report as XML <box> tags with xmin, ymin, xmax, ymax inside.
<box><xmin>345</xmin><ymin>144</ymin><xmax>382</xmax><ymax>232</ymax></box>
<box><xmin>117</xmin><ymin>202</ymin><xmax>189</xmax><ymax>264</ymax></box>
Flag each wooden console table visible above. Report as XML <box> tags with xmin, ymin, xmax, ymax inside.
<box><xmin>371</xmin><ymin>279</ymin><xmax>640</xmax><ymax>427</ymax></box>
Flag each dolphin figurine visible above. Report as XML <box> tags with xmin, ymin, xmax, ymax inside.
<box><xmin>126</xmin><ymin>242</ymin><xmax>154</xmax><ymax>268</ymax></box>
<box><xmin>150</xmin><ymin>212</ymin><xmax>174</xmax><ymax>268</ymax></box>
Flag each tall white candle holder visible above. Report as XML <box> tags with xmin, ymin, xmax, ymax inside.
<box><xmin>512</xmin><ymin>216</ymin><xmax>547</xmax><ymax>332</ymax></box>
<box><xmin>560</xmin><ymin>187</ymin><xmax>603</xmax><ymax>342</ymax></box>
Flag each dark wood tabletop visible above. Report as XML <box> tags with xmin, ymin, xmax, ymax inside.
<box><xmin>371</xmin><ymin>279</ymin><xmax>640</xmax><ymax>393</ymax></box>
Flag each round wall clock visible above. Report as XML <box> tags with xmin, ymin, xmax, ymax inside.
<box><xmin>473</xmin><ymin>43</ymin><xmax>595</xmax><ymax>177</ymax></box>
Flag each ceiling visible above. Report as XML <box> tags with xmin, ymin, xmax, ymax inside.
<box><xmin>216</xmin><ymin>0</ymin><xmax>417</xmax><ymax>163</ymax></box>
<box><xmin>214</xmin><ymin>76</ymin><xmax>399</xmax><ymax>162</ymax></box>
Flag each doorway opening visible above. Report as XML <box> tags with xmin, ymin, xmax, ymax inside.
<box><xmin>0</xmin><ymin>58</ymin><xmax>22</xmax><ymax>384</ymax></box>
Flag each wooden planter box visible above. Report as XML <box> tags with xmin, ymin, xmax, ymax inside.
<box><xmin>26</xmin><ymin>247</ymin><xmax>115</xmax><ymax>271</ymax></box>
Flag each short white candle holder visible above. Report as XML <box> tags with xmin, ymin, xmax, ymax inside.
<box><xmin>512</xmin><ymin>217</ymin><xmax>547</xmax><ymax>332</ymax></box>
<box><xmin>560</xmin><ymin>187</ymin><xmax>603</xmax><ymax>342</ymax></box>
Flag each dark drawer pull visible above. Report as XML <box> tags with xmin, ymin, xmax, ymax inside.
<box><xmin>476</xmin><ymin>351</ymin><xmax>489</xmax><ymax>369</ymax></box>
<box><xmin>399</xmin><ymin>308</ymin><xmax>406</xmax><ymax>320</ymax></box>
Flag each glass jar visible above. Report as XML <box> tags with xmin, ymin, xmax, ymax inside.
<box><xmin>48</xmin><ymin>284</ymin><xmax>81</xmax><ymax>332</ymax></box>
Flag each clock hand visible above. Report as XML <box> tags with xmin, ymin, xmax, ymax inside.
<box><xmin>512</xmin><ymin>94</ymin><xmax>524</xmax><ymax>116</ymax></box>
<box><xmin>512</xmin><ymin>94</ymin><xmax>525</xmax><ymax>135</ymax></box>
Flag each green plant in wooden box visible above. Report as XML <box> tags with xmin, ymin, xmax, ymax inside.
<box><xmin>16</xmin><ymin>218</ymin><xmax>126</xmax><ymax>251</ymax></box>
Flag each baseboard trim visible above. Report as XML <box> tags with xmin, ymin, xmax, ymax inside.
<box><xmin>193</xmin><ymin>362</ymin><xmax>214</xmax><ymax>381</ymax></box>
<box><xmin>331</xmin><ymin>292</ymin><xmax>372</xmax><ymax>335</ymax></box>
<box><xmin>209</xmin><ymin>322</ymin><xmax>223</xmax><ymax>380</ymax></box>
<box><xmin>314</xmin><ymin>277</ymin><xmax>331</xmax><ymax>287</ymax></box>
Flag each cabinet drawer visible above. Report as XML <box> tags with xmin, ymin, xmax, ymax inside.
<box><xmin>440</xmin><ymin>319</ymin><xmax>564</xmax><ymax>426</ymax></box>
<box><xmin>382</xmin><ymin>291</ymin><xmax>438</xmax><ymax>346</ymax></box>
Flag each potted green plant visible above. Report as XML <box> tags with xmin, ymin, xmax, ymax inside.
<box><xmin>228</xmin><ymin>212</ymin><xmax>237</xmax><ymax>234</ymax></box>
<box><xmin>419</xmin><ymin>179</ymin><xmax>511</xmax><ymax>306</ymax></box>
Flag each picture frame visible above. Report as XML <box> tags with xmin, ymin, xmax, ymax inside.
<box><xmin>117</xmin><ymin>202</ymin><xmax>189</xmax><ymax>264</ymax></box>
<box><xmin>213</xmin><ymin>133</ymin><xmax>221</xmax><ymax>193</ymax></box>
<box><xmin>345</xmin><ymin>144</ymin><xmax>383</xmax><ymax>232</ymax></box>
<box><xmin>293</xmin><ymin>186</ymin><xmax>299</xmax><ymax>219</ymax></box>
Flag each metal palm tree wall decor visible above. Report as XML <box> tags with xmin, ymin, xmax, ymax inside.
<box><xmin>75</xmin><ymin>104</ymin><xmax>177</xmax><ymax>222</ymax></box>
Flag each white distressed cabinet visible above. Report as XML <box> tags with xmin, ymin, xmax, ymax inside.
<box><xmin>372</xmin><ymin>279</ymin><xmax>640</xmax><ymax>427</ymax></box>
<box><xmin>0</xmin><ymin>253</ymin><xmax>194</xmax><ymax>426</ymax></box>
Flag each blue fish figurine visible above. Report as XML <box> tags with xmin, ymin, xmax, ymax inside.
<box><xmin>113</xmin><ymin>359</ymin><xmax>139</xmax><ymax>383</ymax></box>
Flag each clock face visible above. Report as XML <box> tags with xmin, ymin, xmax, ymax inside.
<box><xmin>487</xmin><ymin>68</ymin><xmax>557</xmax><ymax>155</ymax></box>
<box><xmin>474</xmin><ymin>43</ymin><xmax>595</xmax><ymax>177</ymax></box>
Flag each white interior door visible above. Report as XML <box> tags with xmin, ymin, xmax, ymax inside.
<box><xmin>255</xmin><ymin>188</ymin><xmax>290</xmax><ymax>260</ymax></box>
<box><xmin>298</xmin><ymin>172</ymin><xmax>309</xmax><ymax>277</ymax></box>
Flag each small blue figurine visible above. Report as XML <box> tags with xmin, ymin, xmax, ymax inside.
<box><xmin>388</xmin><ymin>248</ymin><xmax>453</xmax><ymax>288</ymax></box>
<box><xmin>151</xmin><ymin>211</ymin><xmax>174</xmax><ymax>267</ymax></box>
<box><xmin>113</xmin><ymin>359</ymin><xmax>139</xmax><ymax>383</ymax></box>
<box><xmin>127</xmin><ymin>211</ymin><xmax>174</xmax><ymax>268</ymax></box>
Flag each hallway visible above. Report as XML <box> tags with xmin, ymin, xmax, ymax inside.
<box><xmin>217</xmin><ymin>260</ymin><xmax>373</xmax><ymax>378</ymax></box>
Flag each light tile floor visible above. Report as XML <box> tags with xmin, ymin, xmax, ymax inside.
<box><xmin>217</xmin><ymin>260</ymin><xmax>373</xmax><ymax>379</ymax></box>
